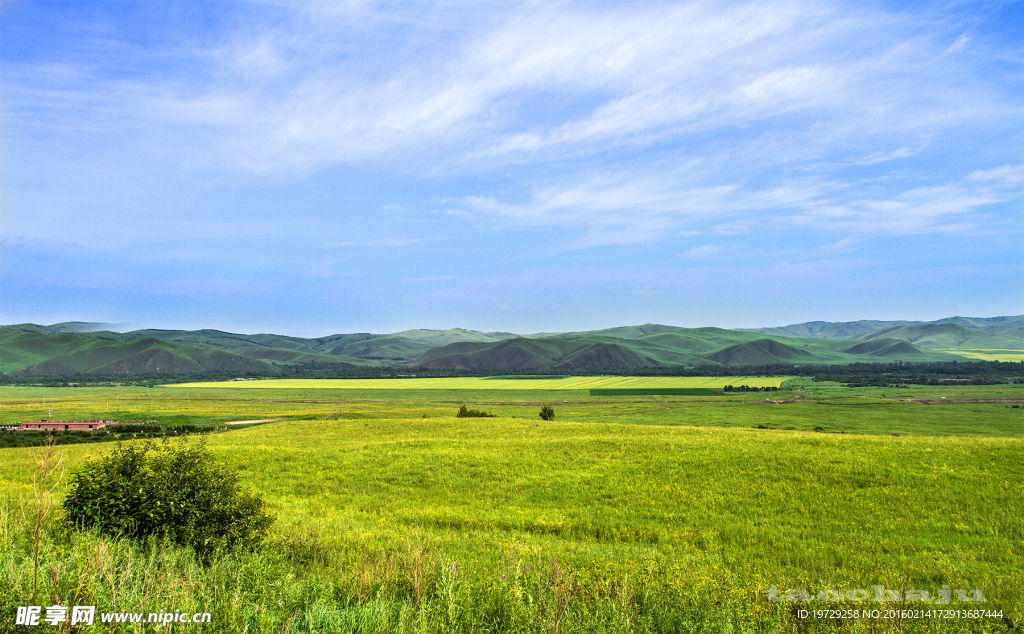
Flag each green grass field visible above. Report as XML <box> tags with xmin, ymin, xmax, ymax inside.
<box><xmin>173</xmin><ymin>376</ymin><xmax>792</xmax><ymax>390</ymax></box>
<box><xmin>1</xmin><ymin>378</ymin><xmax>1022</xmax><ymax>632</ymax></box>
<box><xmin>1</xmin><ymin>379</ymin><xmax>1020</xmax><ymax>437</ymax></box>
<box><xmin>589</xmin><ymin>388</ymin><xmax>724</xmax><ymax>396</ymax></box>
<box><xmin>937</xmin><ymin>349</ymin><xmax>1024</xmax><ymax>362</ymax></box>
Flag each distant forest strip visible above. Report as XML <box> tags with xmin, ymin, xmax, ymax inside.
<box><xmin>0</xmin><ymin>360</ymin><xmax>1020</xmax><ymax>388</ymax></box>
<box><xmin>0</xmin><ymin>425</ymin><xmax>218</xmax><ymax>450</ymax></box>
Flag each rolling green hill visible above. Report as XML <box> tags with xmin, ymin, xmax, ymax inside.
<box><xmin>529</xmin><ymin>323</ymin><xmax>679</xmax><ymax>340</ymax></box>
<box><xmin>6</xmin><ymin>333</ymin><xmax>282</xmax><ymax>376</ymax></box>
<box><xmin>853</xmin><ymin>323</ymin><xmax>1023</xmax><ymax>350</ymax></box>
<box><xmin>933</xmin><ymin>315</ymin><xmax>1024</xmax><ymax>338</ymax></box>
<box><xmin>390</xmin><ymin>328</ymin><xmax>519</xmax><ymax>345</ymax></box>
<box><xmin>5</xmin><ymin>321</ymin><xmax>130</xmax><ymax>334</ymax></box>
<box><xmin>739</xmin><ymin>320</ymin><xmax>917</xmax><ymax>340</ymax></box>
<box><xmin>415</xmin><ymin>329</ymin><xmax>961</xmax><ymax>369</ymax></box>
<box><xmin>842</xmin><ymin>338</ymin><xmax>924</xmax><ymax>357</ymax></box>
<box><xmin>0</xmin><ymin>331</ymin><xmax>93</xmax><ymax>372</ymax></box>
<box><xmin>704</xmin><ymin>339</ymin><xmax>813</xmax><ymax>365</ymax></box>
<box><xmin>418</xmin><ymin>337</ymin><xmax>663</xmax><ymax>370</ymax></box>
<box><xmin>744</xmin><ymin>315</ymin><xmax>1024</xmax><ymax>342</ymax></box>
<box><xmin>2</xmin><ymin>315</ymin><xmax>1015</xmax><ymax>376</ymax></box>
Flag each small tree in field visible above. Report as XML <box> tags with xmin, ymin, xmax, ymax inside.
<box><xmin>457</xmin><ymin>405</ymin><xmax>496</xmax><ymax>418</ymax></box>
<box><xmin>539</xmin><ymin>405</ymin><xmax>555</xmax><ymax>421</ymax></box>
<box><xmin>63</xmin><ymin>440</ymin><xmax>274</xmax><ymax>561</ymax></box>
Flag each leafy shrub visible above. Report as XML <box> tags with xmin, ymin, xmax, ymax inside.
<box><xmin>539</xmin><ymin>405</ymin><xmax>555</xmax><ymax>421</ymax></box>
<box><xmin>456</xmin><ymin>405</ymin><xmax>496</xmax><ymax>418</ymax></box>
<box><xmin>62</xmin><ymin>440</ymin><xmax>274</xmax><ymax>560</ymax></box>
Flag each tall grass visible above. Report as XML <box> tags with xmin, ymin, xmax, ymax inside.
<box><xmin>1</xmin><ymin>381</ymin><xmax>1021</xmax><ymax>632</ymax></box>
<box><xmin>1</xmin><ymin>416</ymin><xmax>1020</xmax><ymax>632</ymax></box>
<box><xmin>2</xmin><ymin>513</ymin><xmax>1016</xmax><ymax>632</ymax></box>
<box><xmin>2</xmin><ymin>507</ymin><xmax>793</xmax><ymax>633</ymax></box>
<box><xmin>7</xmin><ymin>509</ymin><xmax>1012</xmax><ymax>633</ymax></box>
<box><xmin>27</xmin><ymin>435</ymin><xmax>62</xmax><ymax>603</ymax></box>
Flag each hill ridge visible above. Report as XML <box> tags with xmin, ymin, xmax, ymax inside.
<box><xmin>3</xmin><ymin>316</ymin><xmax>1019</xmax><ymax>375</ymax></box>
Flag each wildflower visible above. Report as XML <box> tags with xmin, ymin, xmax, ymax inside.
<box><xmin>451</xmin><ymin>564</ymin><xmax>457</xmax><ymax>572</ymax></box>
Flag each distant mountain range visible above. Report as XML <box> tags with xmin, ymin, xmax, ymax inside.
<box><xmin>2</xmin><ymin>316</ymin><xmax>1021</xmax><ymax>376</ymax></box>
<box><xmin>739</xmin><ymin>315</ymin><xmax>1024</xmax><ymax>340</ymax></box>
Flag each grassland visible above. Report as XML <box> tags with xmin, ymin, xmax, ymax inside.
<box><xmin>1</xmin><ymin>378</ymin><xmax>1022</xmax><ymax>632</ymax></box>
<box><xmin>937</xmin><ymin>349</ymin><xmax>1024</xmax><ymax>362</ymax></box>
<box><xmin>173</xmin><ymin>377</ymin><xmax>792</xmax><ymax>390</ymax></box>
<box><xmin>588</xmin><ymin>388</ymin><xmax>723</xmax><ymax>396</ymax></box>
<box><xmin>1</xmin><ymin>379</ymin><xmax>1020</xmax><ymax>438</ymax></box>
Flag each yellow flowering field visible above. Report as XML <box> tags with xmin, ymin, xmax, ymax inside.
<box><xmin>936</xmin><ymin>348</ymin><xmax>1024</xmax><ymax>362</ymax></box>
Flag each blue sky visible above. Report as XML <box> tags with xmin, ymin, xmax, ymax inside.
<box><xmin>2</xmin><ymin>0</ymin><xmax>1021</xmax><ymax>336</ymax></box>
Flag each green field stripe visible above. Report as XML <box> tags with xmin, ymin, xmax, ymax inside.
<box><xmin>589</xmin><ymin>388</ymin><xmax>723</xmax><ymax>396</ymax></box>
<box><xmin>171</xmin><ymin>376</ymin><xmax>793</xmax><ymax>389</ymax></box>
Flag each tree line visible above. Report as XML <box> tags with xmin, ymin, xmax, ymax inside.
<box><xmin>2</xmin><ymin>360</ymin><xmax>1020</xmax><ymax>387</ymax></box>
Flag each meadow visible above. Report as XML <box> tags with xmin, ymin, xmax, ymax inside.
<box><xmin>937</xmin><ymin>349</ymin><xmax>1024</xmax><ymax>363</ymax></box>
<box><xmin>1</xmin><ymin>377</ymin><xmax>1021</xmax><ymax>632</ymax></box>
<box><xmin>172</xmin><ymin>376</ymin><xmax>792</xmax><ymax>390</ymax></box>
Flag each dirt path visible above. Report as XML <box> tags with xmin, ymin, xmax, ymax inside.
<box><xmin>225</xmin><ymin>418</ymin><xmax>281</xmax><ymax>425</ymax></box>
<box><xmin>765</xmin><ymin>395</ymin><xmax>818</xmax><ymax>404</ymax></box>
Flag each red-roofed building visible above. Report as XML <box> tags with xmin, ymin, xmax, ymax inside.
<box><xmin>20</xmin><ymin>421</ymin><xmax>109</xmax><ymax>431</ymax></box>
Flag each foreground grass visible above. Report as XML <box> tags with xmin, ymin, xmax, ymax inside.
<box><xmin>2</xmin><ymin>416</ymin><xmax>1021</xmax><ymax>632</ymax></box>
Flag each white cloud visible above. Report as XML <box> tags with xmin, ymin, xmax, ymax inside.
<box><xmin>9</xmin><ymin>0</ymin><xmax>1014</xmax><ymax>177</ymax></box>
<box><xmin>968</xmin><ymin>164</ymin><xmax>1023</xmax><ymax>183</ymax></box>
<box><xmin>679</xmin><ymin>245</ymin><xmax>724</xmax><ymax>259</ymax></box>
<box><xmin>464</xmin><ymin>172</ymin><xmax>744</xmax><ymax>247</ymax></box>
<box><xmin>848</xmin><ymin>146</ymin><xmax>919</xmax><ymax>165</ymax></box>
<box><xmin>4</xmin><ymin>0</ymin><xmax>1020</xmax><ymax>267</ymax></box>
<box><xmin>461</xmin><ymin>163</ymin><xmax>1020</xmax><ymax>246</ymax></box>
<box><xmin>788</xmin><ymin>168</ymin><xmax>1022</xmax><ymax>234</ymax></box>
<box><xmin>947</xmin><ymin>34</ymin><xmax>970</xmax><ymax>54</ymax></box>
<box><xmin>814</xmin><ymin>235</ymin><xmax>862</xmax><ymax>256</ymax></box>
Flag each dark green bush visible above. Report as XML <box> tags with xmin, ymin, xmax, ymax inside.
<box><xmin>62</xmin><ymin>440</ymin><xmax>274</xmax><ymax>560</ymax></box>
<box><xmin>539</xmin><ymin>405</ymin><xmax>555</xmax><ymax>421</ymax></box>
<box><xmin>456</xmin><ymin>405</ymin><xmax>495</xmax><ymax>418</ymax></box>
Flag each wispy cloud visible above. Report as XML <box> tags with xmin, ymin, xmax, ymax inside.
<box><xmin>461</xmin><ymin>163</ymin><xmax>1021</xmax><ymax>246</ymax></box>
<box><xmin>947</xmin><ymin>34</ymin><xmax>970</xmax><ymax>54</ymax></box>
<box><xmin>407</xmin><ymin>275</ymin><xmax>459</xmax><ymax>282</ymax></box>
<box><xmin>321</xmin><ymin>238</ymin><xmax>425</xmax><ymax>249</ymax></box>
<box><xmin>7</xmin><ymin>1</ymin><xmax>1017</xmax><ymax>176</ymax></box>
<box><xmin>3</xmin><ymin>1</ymin><xmax>1021</xmax><ymax>330</ymax></box>
<box><xmin>679</xmin><ymin>245</ymin><xmax>724</xmax><ymax>259</ymax></box>
<box><xmin>847</xmin><ymin>146</ymin><xmax>919</xmax><ymax>165</ymax></box>
<box><xmin>788</xmin><ymin>165</ymin><xmax>1023</xmax><ymax>234</ymax></box>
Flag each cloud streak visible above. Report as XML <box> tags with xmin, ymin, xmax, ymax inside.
<box><xmin>2</xmin><ymin>0</ymin><xmax>1021</xmax><ymax>330</ymax></box>
<box><xmin>461</xmin><ymin>164</ymin><xmax>1022</xmax><ymax>247</ymax></box>
<box><xmin>8</xmin><ymin>1</ymin><xmax>1018</xmax><ymax>175</ymax></box>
